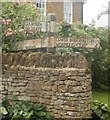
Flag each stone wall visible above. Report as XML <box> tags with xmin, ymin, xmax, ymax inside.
<box><xmin>2</xmin><ymin>52</ymin><xmax>92</xmax><ymax>119</ymax></box>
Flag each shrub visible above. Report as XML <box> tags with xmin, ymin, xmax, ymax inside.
<box><xmin>57</xmin><ymin>22</ymin><xmax>109</xmax><ymax>91</ymax></box>
<box><xmin>1</xmin><ymin>2</ymin><xmax>45</xmax><ymax>51</ymax></box>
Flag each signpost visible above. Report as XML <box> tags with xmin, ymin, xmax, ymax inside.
<box><xmin>47</xmin><ymin>13</ymin><xmax>56</xmax><ymax>47</ymax></box>
<box><xmin>55</xmin><ymin>37</ymin><xmax>100</xmax><ymax>48</ymax></box>
<box><xmin>12</xmin><ymin>13</ymin><xmax>100</xmax><ymax>51</ymax></box>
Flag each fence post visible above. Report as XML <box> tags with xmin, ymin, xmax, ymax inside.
<box><xmin>47</xmin><ymin>13</ymin><xmax>56</xmax><ymax>47</ymax></box>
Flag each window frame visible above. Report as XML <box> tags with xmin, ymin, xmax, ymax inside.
<box><xmin>64</xmin><ymin>0</ymin><xmax>73</xmax><ymax>24</ymax></box>
<box><xmin>36</xmin><ymin>0</ymin><xmax>46</xmax><ymax>17</ymax></box>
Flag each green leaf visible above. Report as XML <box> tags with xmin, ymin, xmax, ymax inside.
<box><xmin>12</xmin><ymin>96</ymin><xmax>18</xmax><ymax>101</ymax></box>
<box><xmin>0</xmin><ymin>107</ymin><xmax>8</xmax><ymax>115</ymax></box>
<box><xmin>95</xmin><ymin>109</ymin><xmax>102</xmax><ymax>117</ymax></box>
<box><xmin>37</xmin><ymin>111</ymin><xmax>46</xmax><ymax>117</ymax></box>
<box><xmin>101</xmin><ymin>106</ymin><xmax>108</xmax><ymax>112</ymax></box>
<box><xmin>19</xmin><ymin>110</ymin><xmax>23</xmax><ymax>115</ymax></box>
<box><xmin>45</xmin><ymin>112</ymin><xmax>52</xmax><ymax>119</ymax></box>
<box><xmin>11</xmin><ymin>114</ymin><xmax>23</xmax><ymax>120</ymax></box>
<box><xmin>33</xmin><ymin>104</ymin><xmax>45</xmax><ymax>111</ymax></box>
<box><xmin>25</xmin><ymin>111</ymin><xmax>33</xmax><ymax>120</ymax></box>
<box><xmin>21</xmin><ymin>101</ymin><xmax>31</xmax><ymax>111</ymax></box>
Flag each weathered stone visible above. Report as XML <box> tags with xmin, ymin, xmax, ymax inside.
<box><xmin>58</xmin><ymin>76</ymin><xmax>68</xmax><ymax>81</ymax></box>
<box><xmin>66</xmin><ymin>111</ymin><xmax>74</xmax><ymax>116</ymax></box>
<box><xmin>30</xmin><ymin>97</ymin><xmax>39</xmax><ymax>103</ymax></box>
<box><xmin>58</xmin><ymin>85</ymin><xmax>67</xmax><ymax>92</ymax></box>
<box><xmin>13</xmin><ymin>92</ymin><xmax>20</xmax><ymax>95</ymax></box>
<box><xmin>57</xmin><ymin>111</ymin><xmax>65</xmax><ymax>116</ymax></box>
<box><xmin>57</xmin><ymin>81</ymin><xmax>64</xmax><ymax>85</ymax></box>
<box><xmin>52</xmin><ymin>96</ymin><xmax>57</xmax><ymax>100</ymax></box>
<box><xmin>53</xmin><ymin>114</ymin><xmax>61</xmax><ymax>118</ymax></box>
<box><xmin>55</xmin><ymin>100</ymin><xmax>64</xmax><ymax>105</ymax></box>
<box><xmin>64</xmin><ymin>100</ymin><xmax>78</xmax><ymax>106</ymax></box>
<box><xmin>67</xmin><ymin>60</ymin><xmax>72</xmax><ymax>68</ymax></box>
<box><xmin>16</xmin><ymin>87</ymin><xmax>26</xmax><ymax>92</ymax></box>
<box><xmin>67</xmin><ymin>86</ymin><xmax>82</xmax><ymax>93</ymax></box>
<box><xmin>64</xmin><ymin>80</ymin><xmax>77</xmax><ymax>86</ymax></box>
<box><xmin>2</xmin><ymin>52</ymin><xmax>92</xmax><ymax>119</ymax></box>
<box><xmin>63</xmin><ymin>105</ymin><xmax>75</xmax><ymax>111</ymax></box>
<box><xmin>34</xmin><ymin>53</ymin><xmax>41</xmax><ymax>67</ymax></box>
<box><xmin>52</xmin><ymin>86</ymin><xmax>57</xmax><ymax>92</ymax></box>
<box><xmin>45</xmin><ymin>81</ymin><xmax>54</xmax><ymax>86</ymax></box>
<box><xmin>41</xmin><ymin>85</ymin><xmax>52</xmax><ymax>91</ymax></box>
<box><xmin>18</xmin><ymin>96</ymin><xmax>30</xmax><ymax>101</ymax></box>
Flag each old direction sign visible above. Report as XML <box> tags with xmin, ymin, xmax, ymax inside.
<box><xmin>55</xmin><ymin>37</ymin><xmax>100</xmax><ymax>48</ymax></box>
<box><xmin>12</xmin><ymin>37</ymin><xmax>100</xmax><ymax>51</ymax></box>
<box><xmin>24</xmin><ymin>21</ymin><xmax>47</xmax><ymax>33</ymax></box>
<box><xmin>22</xmin><ymin>13</ymin><xmax>100</xmax><ymax>49</ymax></box>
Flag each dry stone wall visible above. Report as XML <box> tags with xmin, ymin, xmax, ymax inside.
<box><xmin>2</xmin><ymin>52</ymin><xmax>88</xmax><ymax>69</ymax></box>
<box><xmin>2</xmin><ymin>52</ymin><xmax>92</xmax><ymax>119</ymax></box>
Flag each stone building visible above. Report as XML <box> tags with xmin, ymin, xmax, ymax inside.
<box><xmin>36</xmin><ymin>0</ymin><xmax>86</xmax><ymax>24</ymax></box>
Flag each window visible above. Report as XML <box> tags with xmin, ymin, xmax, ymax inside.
<box><xmin>64</xmin><ymin>0</ymin><xmax>73</xmax><ymax>24</ymax></box>
<box><xmin>36</xmin><ymin>0</ymin><xmax>46</xmax><ymax>18</ymax></box>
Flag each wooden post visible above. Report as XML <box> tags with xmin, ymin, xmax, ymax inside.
<box><xmin>47</xmin><ymin>13</ymin><xmax>56</xmax><ymax>47</ymax></box>
<box><xmin>40</xmin><ymin>21</ymin><xmax>46</xmax><ymax>48</ymax></box>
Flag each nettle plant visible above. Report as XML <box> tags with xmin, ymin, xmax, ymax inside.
<box><xmin>0</xmin><ymin>96</ymin><xmax>52</xmax><ymax>120</ymax></box>
<box><xmin>1</xmin><ymin>2</ymin><xmax>45</xmax><ymax>51</ymax></box>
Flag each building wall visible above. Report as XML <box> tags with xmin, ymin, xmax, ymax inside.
<box><xmin>46</xmin><ymin>2</ymin><xmax>64</xmax><ymax>23</ymax></box>
<box><xmin>73</xmin><ymin>2</ymin><xmax>83</xmax><ymax>23</ymax></box>
<box><xmin>46</xmin><ymin>2</ymin><xmax>83</xmax><ymax>23</ymax></box>
<box><xmin>2</xmin><ymin>52</ymin><xmax>92</xmax><ymax>119</ymax></box>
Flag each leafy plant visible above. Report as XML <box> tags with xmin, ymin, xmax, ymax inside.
<box><xmin>92</xmin><ymin>100</ymin><xmax>110</xmax><ymax>120</ymax></box>
<box><xmin>0</xmin><ymin>96</ymin><xmax>52</xmax><ymax>120</ymax></box>
<box><xmin>56</xmin><ymin>22</ymin><xmax>91</xmax><ymax>38</ymax></box>
<box><xmin>0</xmin><ymin>97</ymin><xmax>9</xmax><ymax>120</ymax></box>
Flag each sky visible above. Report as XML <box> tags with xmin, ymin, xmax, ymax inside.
<box><xmin>83</xmin><ymin>0</ymin><xmax>110</xmax><ymax>25</ymax></box>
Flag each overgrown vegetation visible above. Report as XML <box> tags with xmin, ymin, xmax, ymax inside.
<box><xmin>56</xmin><ymin>22</ymin><xmax>109</xmax><ymax>91</ymax></box>
<box><xmin>0</xmin><ymin>96</ymin><xmax>52</xmax><ymax>120</ymax></box>
<box><xmin>92</xmin><ymin>100</ymin><xmax>110</xmax><ymax>120</ymax></box>
<box><xmin>1</xmin><ymin>97</ymin><xmax>110</xmax><ymax>120</ymax></box>
<box><xmin>56</xmin><ymin>22</ymin><xmax>91</xmax><ymax>38</ymax></box>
